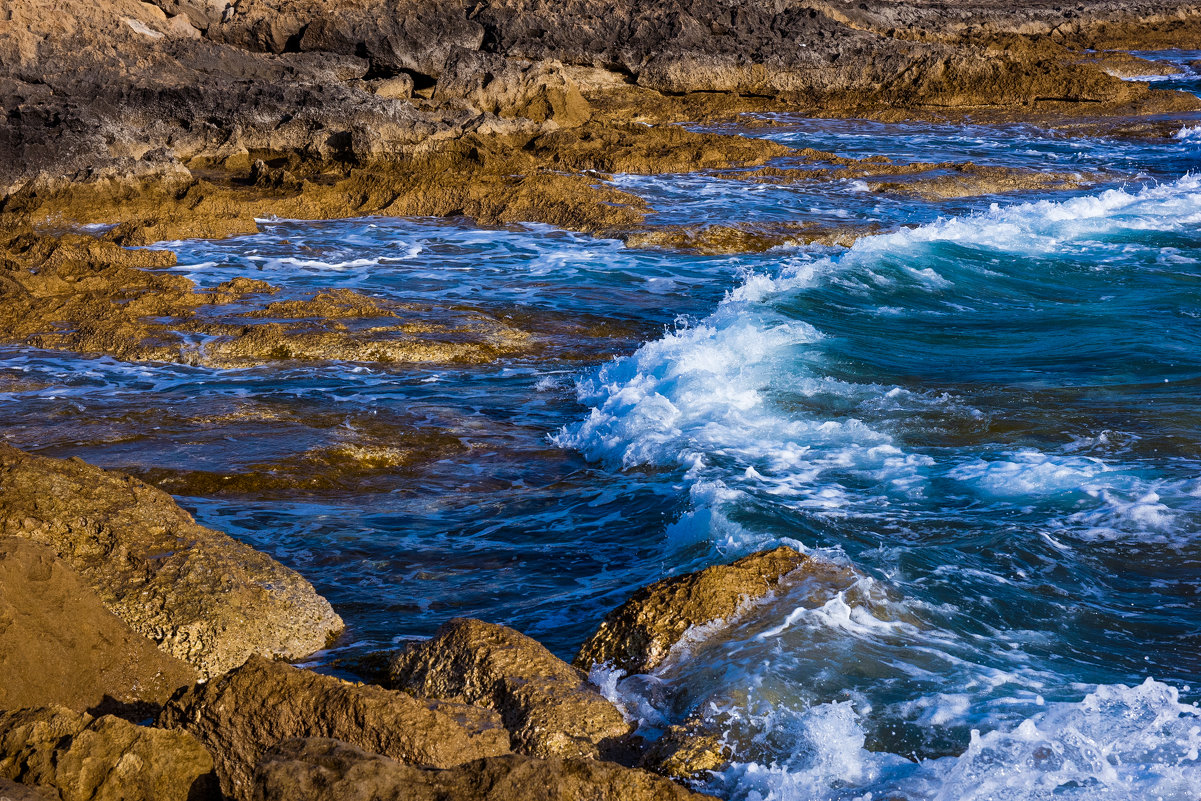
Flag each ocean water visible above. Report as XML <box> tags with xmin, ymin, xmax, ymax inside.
<box><xmin>4</xmin><ymin>66</ymin><xmax>1201</xmax><ymax>800</ymax></box>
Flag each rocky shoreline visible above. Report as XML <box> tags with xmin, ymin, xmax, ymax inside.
<box><xmin>4</xmin><ymin>0</ymin><xmax>1201</xmax><ymax>798</ymax></box>
<box><xmin>0</xmin><ymin>444</ymin><xmax>858</xmax><ymax>800</ymax></box>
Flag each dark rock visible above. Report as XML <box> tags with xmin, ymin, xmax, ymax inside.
<box><xmin>0</xmin><ymin>537</ymin><xmax>197</xmax><ymax>716</ymax></box>
<box><xmin>254</xmin><ymin>737</ymin><xmax>713</xmax><ymax>801</ymax></box>
<box><xmin>0</xmin><ymin>706</ymin><xmax>218</xmax><ymax>801</ymax></box>
<box><xmin>159</xmin><ymin>656</ymin><xmax>511</xmax><ymax>801</ymax></box>
<box><xmin>0</xmin><ymin>444</ymin><xmax>343</xmax><ymax>678</ymax></box>
<box><xmin>390</xmin><ymin>618</ymin><xmax>631</xmax><ymax>760</ymax></box>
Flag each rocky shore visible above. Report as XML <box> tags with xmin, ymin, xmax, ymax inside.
<box><xmin>0</xmin><ymin>445</ymin><xmax>865</xmax><ymax>800</ymax></box>
<box><xmin>4</xmin><ymin>0</ymin><xmax>1201</xmax><ymax>798</ymax></box>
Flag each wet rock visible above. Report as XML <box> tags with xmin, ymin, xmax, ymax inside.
<box><xmin>0</xmin><ymin>444</ymin><xmax>343</xmax><ymax>678</ymax></box>
<box><xmin>0</xmin><ymin>706</ymin><xmax>218</xmax><ymax>801</ymax></box>
<box><xmin>254</xmin><ymin>737</ymin><xmax>712</xmax><ymax>801</ymax></box>
<box><xmin>390</xmin><ymin>618</ymin><xmax>632</xmax><ymax>760</ymax></box>
<box><xmin>159</xmin><ymin>656</ymin><xmax>511</xmax><ymax>801</ymax></box>
<box><xmin>0</xmin><ymin>537</ymin><xmax>197</xmax><ymax>716</ymax></box>
<box><xmin>575</xmin><ymin>546</ymin><xmax>855</xmax><ymax>674</ymax></box>
<box><xmin>640</xmin><ymin>726</ymin><xmax>731</xmax><ymax>782</ymax></box>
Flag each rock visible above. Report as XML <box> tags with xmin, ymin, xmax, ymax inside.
<box><xmin>0</xmin><ymin>444</ymin><xmax>343</xmax><ymax>678</ymax></box>
<box><xmin>371</xmin><ymin>75</ymin><xmax>415</xmax><ymax>100</ymax></box>
<box><xmin>437</xmin><ymin>53</ymin><xmax>592</xmax><ymax>127</ymax></box>
<box><xmin>0</xmin><ymin>537</ymin><xmax>197</xmax><ymax>716</ymax></box>
<box><xmin>254</xmin><ymin>737</ymin><xmax>712</xmax><ymax>801</ymax></box>
<box><xmin>575</xmin><ymin>546</ymin><xmax>856</xmax><ymax>674</ymax></box>
<box><xmin>390</xmin><ymin>618</ymin><xmax>632</xmax><ymax>760</ymax></box>
<box><xmin>0</xmin><ymin>706</ymin><xmax>218</xmax><ymax>801</ymax></box>
<box><xmin>159</xmin><ymin>656</ymin><xmax>511</xmax><ymax>801</ymax></box>
<box><xmin>639</xmin><ymin>725</ymin><xmax>730</xmax><ymax>782</ymax></box>
<box><xmin>0</xmin><ymin>779</ymin><xmax>59</xmax><ymax>801</ymax></box>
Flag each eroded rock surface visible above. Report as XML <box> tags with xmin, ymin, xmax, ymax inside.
<box><xmin>0</xmin><ymin>444</ymin><xmax>343</xmax><ymax>677</ymax></box>
<box><xmin>390</xmin><ymin>618</ymin><xmax>632</xmax><ymax>760</ymax></box>
<box><xmin>255</xmin><ymin>737</ymin><xmax>712</xmax><ymax>801</ymax></box>
<box><xmin>575</xmin><ymin>546</ymin><xmax>856</xmax><ymax>674</ymax></box>
<box><xmin>0</xmin><ymin>706</ymin><xmax>217</xmax><ymax>801</ymax></box>
<box><xmin>0</xmin><ymin>537</ymin><xmax>197</xmax><ymax>715</ymax></box>
<box><xmin>159</xmin><ymin>656</ymin><xmax>511</xmax><ymax>801</ymax></box>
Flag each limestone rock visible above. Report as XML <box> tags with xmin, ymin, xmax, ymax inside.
<box><xmin>254</xmin><ymin>737</ymin><xmax>712</xmax><ymax>801</ymax></box>
<box><xmin>0</xmin><ymin>444</ymin><xmax>343</xmax><ymax>678</ymax></box>
<box><xmin>390</xmin><ymin>618</ymin><xmax>632</xmax><ymax>760</ymax></box>
<box><xmin>0</xmin><ymin>706</ymin><xmax>217</xmax><ymax>801</ymax></box>
<box><xmin>159</xmin><ymin>656</ymin><xmax>511</xmax><ymax>801</ymax></box>
<box><xmin>0</xmin><ymin>537</ymin><xmax>197</xmax><ymax>715</ymax></box>
<box><xmin>575</xmin><ymin>546</ymin><xmax>856</xmax><ymax>674</ymax></box>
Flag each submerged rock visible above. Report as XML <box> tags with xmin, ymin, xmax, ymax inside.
<box><xmin>0</xmin><ymin>706</ymin><xmax>218</xmax><ymax>801</ymax></box>
<box><xmin>389</xmin><ymin>618</ymin><xmax>632</xmax><ymax>760</ymax></box>
<box><xmin>575</xmin><ymin>546</ymin><xmax>856</xmax><ymax>674</ymax></box>
<box><xmin>0</xmin><ymin>537</ymin><xmax>196</xmax><ymax>715</ymax></box>
<box><xmin>255</xmin><ymin>737</ymin><xmax>712</xmax><ymax>801</ymax></box>
<box><xmin>159</xmin><ymin>656</ymin><xmax>511</xmax><ymax>801</ymax></box>
<box><xmin>0</xmin><ymin>444</ymin><xmax>343</xmax><ymax>678</ymax></box>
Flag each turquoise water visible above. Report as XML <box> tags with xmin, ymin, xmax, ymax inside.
<box><xmin>4</xmin><ymin>69</ymin><xmax>1201</xmax><ymax>799</ymax></box>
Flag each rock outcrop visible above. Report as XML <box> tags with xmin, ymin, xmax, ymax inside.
<box><xmin>159</xmin><ymin>656</ymin><xmax>512</xmax><ymax>801</ymax></box>
<box><xmin>0</xmin><ymin>706</ymin><xmax>218</xmax><ymax>801</ymax></box>
<box><xmin>575</xmin><ymin>546</ymin><xmax>856</xmax><ymax>674</ymax></box>
<box><xmin>254</xmin><ymin>737</ymin><xmax>711</xmax><ymax>801</ymax></box>
<box><xmin>0</xmin><ymin>537</ymin><xmax>197</xmax><ymax>715</ymax></box>
<box><xmin>0</xmin><ymin>444</ymin><xmax>343</xmax><ymax>678</ymax></box>
<box><xmin>390</xmin><ymin>619</ymin><xmax>632</xmax><ymax>760</ymax></box>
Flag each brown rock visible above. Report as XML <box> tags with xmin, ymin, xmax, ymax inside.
<box><xmin>639</xmin><ymin>725</ymin><xmax>731</xmax><ymax>782</ymax></box>
<box><xmin>575</xmin><ymin>546</ymin><xmax>856</xmax><ymax>674</ymax></box>
<box><xmin>0</xmin><ymin>779</ymin><xmax>60</xmax><ymax>801</ymax></box>
<box><xmin>0</xmin><ymin>537</ymin><xmax>197</xmax><ymax>716</ymax></box>
<box><xmin>0</xmin><ymin>444</ymin><xmax>343</xmax><ymax>678</ymax></box>
<box><xmin>159</xmin><ymin>656</ymin><xmax>511</xmax><ymax>801</ymax></box>
<box><xmin>254</xmin><ymin>737</ymin><xmax>712</xmax><ymax>801</ymax></box>
<box><xmin>0</xmin><ymin>706</ymin><xmax>217</xmax><ymax>801</ymax></box>
<box><xmin>390</xmin><ymin>619</ymin><xmax>632</xmax><ymax>760</ymax></box>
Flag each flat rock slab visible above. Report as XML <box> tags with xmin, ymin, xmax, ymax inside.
<box><xmin>390</xmin><ymin>618</ymin><xmax>632</xmax><ymax>760</ymax></box>
<box><xmin>159</xmin><ymin>656</ymin><xmax>512</xmax><ymax>801</ymax></box>
<box><xmin>0</xmin><ymin>706</ymin><xmax>218</xmax><ymax>801</ymax></box>
<box><xmin>0</xmin><ymin>537</ymin><xmax>196</xmax><ymax>714</ymax></box>
<box><xmin>575</xmin><ymin>546</ymin><xmax>857</xmax><ymax>674</ymax></box>
<box><xmin>255</xmin><ymin>737</ymin><xmax>713</xmax><ymax>801</ymax></box>
<box><xmin>0</xmin><ymin>444</ymin><xmax>343</xmax><ymax>677</ymax></box>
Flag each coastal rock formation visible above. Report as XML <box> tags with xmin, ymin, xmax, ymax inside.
<box><xmin>575</xmin><ymin>546</ymin><xmax>856</xmax><ymax>674</ymax></box>
<box><xmin>254</xmin><ymin>737</ymin><xmax>711</xmax><ymax>801</ymax></box>
<box><xmin>0</xmin><ymin>444</ymin><xmax>343</xmax><ymax>677</ymax></box>
<box><xmin>0</xmin><ymin>537</ymin><xmax>197</xmax><ymax>715</ymax></box>
<box><xmin>159</xmin><ymin>656</ymin><xmax>512</xmax><ymax>801</ymax></box>
<box><xmin>0</xmin><ymin>232</ymin><xmax>536</xmax><ymax>368</ymax></box>
<box><xmin>0</xmin><ymin>779</ymin><xmax>59</xmax><ymax>801</ymax></box>
<box><xmin>0</xmin><ymin>706</ymin><xmax>218</xmax><ymax>801</ymax></box>
<box><xmin>640</xmin><ymin>726</ymin><xmax>731</xmax><ymax>783</ymax></box>
<box><xmin>389</xmin><ymin>619</ymin><xmax>632</xmax><ymax>760</ymax></box>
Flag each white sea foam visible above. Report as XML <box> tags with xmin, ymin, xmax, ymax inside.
<box><xmin>710</xmin><ymin>679</ymin><xmax>1201</xmax><ymax>801</ymax></box>
<box><xmin>1175</xmin><ymin>125</ymin><xmax>1201</xmax><ymax>141</ymax></box>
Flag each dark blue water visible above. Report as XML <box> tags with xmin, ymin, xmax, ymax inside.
<box><xmin>3</xmin><ymin>68</ymin><xmax>1201</xmax><ymax>800</ymax></box>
